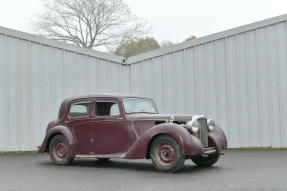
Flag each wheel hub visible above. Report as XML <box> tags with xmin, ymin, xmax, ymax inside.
<box><xmin>54</xmin><ymin>142</ymin><xmax>67</xmax><ymax>160</ymax></box>
<box><xmin>158</xmin><ymin>143</ymin><xmax>176</xmax><ymax>164</ymax></box>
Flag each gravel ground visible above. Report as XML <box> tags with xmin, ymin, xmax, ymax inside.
<box><xmin>0</xmin><ymin>150</ymin><xmax>286</xmax><ymax>191</ymax></box>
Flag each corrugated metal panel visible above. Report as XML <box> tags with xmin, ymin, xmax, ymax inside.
<box><xmin>126</xmin><ymin>16</ymin><xmax>287</xmax><ymax>148</ymax></box>
<box><xmin>0</xmin><ymin>34</ymin><xmax>6</xmax><ymax>150</ymax></box>
<box><xmin>1</xmin><ymin>14</ymin><xmax>287</xmax><ymax>150</ymax></box>
<box><xmin>0</xmin><ymin>27</ymin><xmax>123</xmax><ymax>151</ymax></box>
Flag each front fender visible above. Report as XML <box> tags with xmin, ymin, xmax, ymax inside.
<box><xmin>38</xmin><ymin>126</ymin><xmax>77</xmax><ymax>157</ymax></box>
<box><xmin>208</xmin><ymin>125</ymin><xmax>228</xmax><ymax>152</ymax></box>
<box><xmin>124</xmin><ymin>123</ymin><xmax>204</xmax><ymax>159</ymax></box>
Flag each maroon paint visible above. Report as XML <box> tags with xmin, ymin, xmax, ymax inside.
<box><xmin>38</xmin><ymin>94</ymin><xmax>227</xmax><ymax>159</ymax></box>
<box><xmin>38</xmin><ymin>125</ymin><xmax>77</xmax><ymax>157</ymax></box>
<box><xmin>124</xmin><ymin>123</ymin><xmax>204</xmax><ymax>159</ymax></box>
<box><xmin>208</xmin><ymin>125</ymin><xmax>228</xmax><ymax>151</ymax></box>
<box><xmin>87</xmin><ymin>98</ymin><xmax>136</xmax><ymax>154</ymax></box>
<box><xmin>89</xmin><ymin>116</ymin><xmax>134</xmax><ymax>154</ymax></box>
<box><xmin>65</xmin><ymin>99</ymin><xmax>94</xmax><ymax>154</ymax></box>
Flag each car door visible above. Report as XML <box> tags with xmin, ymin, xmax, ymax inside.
<box><xmin>66</xmin><ymin>100</ymin><xmax>93</xmax><ymax>155</ymax></box>
<box><xmin>90</xmin><ymin>99</ymin><xmax>135</xmax><ymax>155</ymax></box>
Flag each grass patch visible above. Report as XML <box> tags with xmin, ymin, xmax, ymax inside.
<box><xmin>228</xmin><ymin>147</ymin><xmax>287</xmax><ymax>150</ymax></box>
<box><xmin>0</xmin><ymin>150</ymin><xmax>38</xmax><ymax>154</ymax></box>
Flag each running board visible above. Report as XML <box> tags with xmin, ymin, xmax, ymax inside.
<box><xmin>76</xmin><ymin>152</ymin><xmax>125</xmax><ymax>158</ymax></box>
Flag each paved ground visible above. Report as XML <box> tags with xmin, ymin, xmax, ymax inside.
<box><xmin>0</xmin><ymin>150</ymin><xmax>286</xmax><ymax>191</ymax></box>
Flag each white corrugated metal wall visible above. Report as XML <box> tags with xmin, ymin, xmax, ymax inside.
<box><xmin>0</xmin><ymin>27</ymin><xmax>125</xmax><ymax>151</ymax></box>
<box><xmin>128</xmin><ymin>15</ymin><xmax>287</xmax><ymax>148</ymax></box>
<box><xmin>1</xmin><ymin>15</ymin><xmax>287</xmax><ymax>151</ymax></box>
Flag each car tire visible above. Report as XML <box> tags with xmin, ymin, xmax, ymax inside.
<box><xmin>49</xmin><ymin>135</ymin><xmax>74</xmax><ymax>165</ymax></box>
<box><xmin>97</xmin><ymin>158</ymin><xmax>110</xmax><ymax>162</ymax></box>
<box><xmin>191</xmin><ymin>153</ymin><xmax>220</xmax><ymax>167</ymax></box>
<box><xmin>150</xmin><ymin>135</ymin><xmax>185</xmax><ymax>173</ymax></box>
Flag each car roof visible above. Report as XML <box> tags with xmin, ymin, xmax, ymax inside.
<box><xmin>62</xmin><ymin>94</ymin><xmax>151</xmax><ymax>104</ymax></box>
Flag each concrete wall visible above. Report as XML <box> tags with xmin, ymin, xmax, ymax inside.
<box><xmin>1</xmin><ymin>14</ymin><xmax>287</xmax><ymax>150</ymax></box>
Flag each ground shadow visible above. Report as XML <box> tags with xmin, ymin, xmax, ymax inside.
<box><xmin>39</xmin><ymin>158</ymin><xmax>223</xmax><ymax>174</ymax></box>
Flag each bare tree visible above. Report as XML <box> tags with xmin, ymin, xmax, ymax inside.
<box><xmin>34</xmin><ymin>0</ymin><xmax>147</xmax><ymax>50</ymax></box>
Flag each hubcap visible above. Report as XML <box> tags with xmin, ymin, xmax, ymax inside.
<box><xmin>157</xmin><ymin>143</ymin><xmax>176</xmax><ymax>165</ymax></box>
<box><xmin>53</xmin><ymin>142</ymin><xmax>67</xmax><ymax>161</ymax></box>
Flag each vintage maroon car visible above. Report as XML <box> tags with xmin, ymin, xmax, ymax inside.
<box><xmin>39</xmin><ymin>94</ymin><xmax>227</xmax><ymax>172</ymax></box>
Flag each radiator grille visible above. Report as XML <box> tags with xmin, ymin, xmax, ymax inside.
<box><xmin>197</xmin><ymin>118</ymin><xmax>208</xmax><ymax>147</ymax></box>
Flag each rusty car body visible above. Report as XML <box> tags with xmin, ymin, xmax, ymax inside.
<box><xmin>39</xmin><ymin>94</ymin><xmax>227</xmax><ymax>172</ymax></box>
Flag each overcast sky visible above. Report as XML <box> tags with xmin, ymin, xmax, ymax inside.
<box><xmin>0</xmin><ymin>0</ymin><xmax>287</xmax><ymax>45</ymax></box>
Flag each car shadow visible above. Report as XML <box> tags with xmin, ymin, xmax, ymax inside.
<box><xmin>39</xmin><ymin>158</ymin><xmax>223</xmax><ymax>174</ymax></box>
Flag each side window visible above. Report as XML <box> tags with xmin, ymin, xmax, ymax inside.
<box><xmin>68</xmin><ymin>101</ymin><xmax>90</xmax><ymax>118</ymax></box>
<box><xmin>96</xmin><ymin>100</ymin><xmax>120</xmax><ymax>116</ymax></box>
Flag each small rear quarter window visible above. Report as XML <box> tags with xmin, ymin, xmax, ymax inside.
<box><xmin>68</xmin><ymin>101</ymin><xmax>90</xmax><ymax>118</ymax></box>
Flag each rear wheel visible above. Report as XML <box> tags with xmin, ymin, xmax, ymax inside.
<box><xmin>150</xmin><ymin>135</ymin><xmax>185</xmax><ymax>173</ymax></box>
<box><xmin>49</xmin><ymin>135</ymin><xmax>74</xmax><ymax>165</ymax></box>
<box><xmin>192</xmin><ymin>153</ymin><xmax>220</xmax><ymax>167</ymax></box>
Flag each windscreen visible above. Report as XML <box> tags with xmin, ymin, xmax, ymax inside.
<box><xmin>123</xmin><ymin>98</ymin><xmax>158</xmax><ymax>114</ymax></box>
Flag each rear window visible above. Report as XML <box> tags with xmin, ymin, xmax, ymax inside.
<box><xmin>68</xmin><ymin>101</ymin><xmax>90</xmax><ymax>118</ymax></box>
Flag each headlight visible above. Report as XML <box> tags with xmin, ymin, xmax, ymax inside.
<box><xmin>207</xmin><ymin>118</ymin><xmax>215</xmax><ymax>131</ymax></box>
<box><xmin>191</xmin><ymin>126</ymin><xmax>199</xmax><ymax>133</ymax></box>
<box><xmin>208</xmin><ymin>125</ymin><xmax>214</xmax><ymax>131</ymax></box>
<box><xmin>186</xmin><ymin>120</ymin><xmax>199</xmax><ymax>133</ymax></box>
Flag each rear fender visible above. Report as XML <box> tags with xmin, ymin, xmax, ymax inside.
<box><xmin>38</xmin><ymin>126</ymin><xmax>77</xmax><ymax>157</ymax></box>
<box><xmin>124</xmin><ymin>123</ymin><xmax>204</xmax><ymax>159</ymax></box>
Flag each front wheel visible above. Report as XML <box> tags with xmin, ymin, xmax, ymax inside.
<box><xmin>49</xmin><ymin>135</ymin><xmax>74</xmax><ymax>165</ymax></box>
<box><xmin>150</xmin><ymin>135</ymin><xmax>185</xmax><ymax>173</ymax></box>
<box><xmin>191</xmin><ymin>153</ymin><xmax>220</xmax><ymax>167</ymax></box>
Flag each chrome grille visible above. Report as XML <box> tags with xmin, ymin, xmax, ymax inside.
<box><xmin>197</xmin><ymin>118</ymin><xmax>208</xmax><ymax>147</ymax></box>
